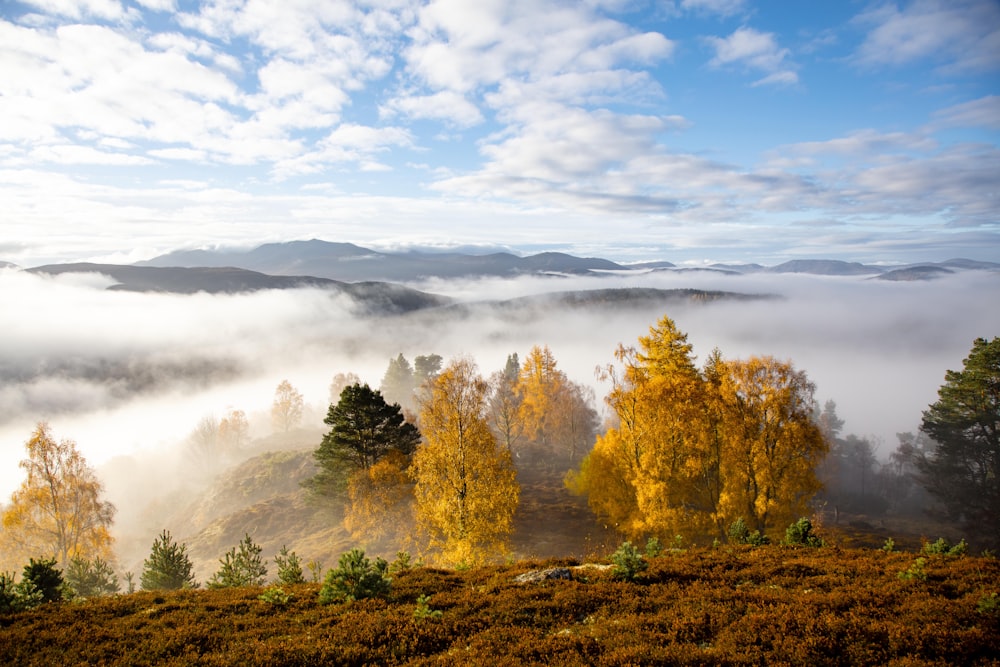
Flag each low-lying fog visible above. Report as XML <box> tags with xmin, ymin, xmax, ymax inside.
<box><xmin>2</xmin><ymin>266</ymin><xmax>998</xmax><ymax>507</ymax></box>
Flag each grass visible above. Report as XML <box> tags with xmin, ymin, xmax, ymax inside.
<box><xmin>2</xmin><ymin>545</ymin><xmax>998</xmax><ymax>666</ymax></box>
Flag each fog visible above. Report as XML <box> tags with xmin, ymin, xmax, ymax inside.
<box><xmin>2</xmin><ymin>265</ymin><xmax>998</xmax><ymax>509</ymax></box>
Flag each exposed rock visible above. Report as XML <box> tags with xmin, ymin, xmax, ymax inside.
<box><xmin>514</xmin><ymin>567</ymin><xmax>573</xmax><ymax>584</ymax></box>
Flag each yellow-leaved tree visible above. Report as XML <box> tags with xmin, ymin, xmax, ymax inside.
<box><xmin>569</xmin><ymin>316</ymin><xmax>828</xmax><ymax>543</ymax></box>
<box><xmin>1</xmin><ymin>423</ymin><xmax>116</xmax><ymax>570</ymax></box>
<box><xmin>411</xmin><ymin>358</ymin><xmax>519</xmax><ymax>565</ymax></box>
<box><xmin>714</xmin><ymin>355</ymin><xmax>828</xmax><ymax>534</ymax></box>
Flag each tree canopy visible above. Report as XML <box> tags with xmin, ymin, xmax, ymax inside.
<box><xmin>411</xmin><ymin>358</ymin><xmax>519</xmax><ymax>565</ymax></box>
<box><xmin>1</xmin><ymin>423</ymin><xmax>116</xmax><ymax>570</ymax></box>
<box><xmin>918</xmin><ymin>336</ymin><xmax>1000</xmax><ymax>543</ymax></box>
<box><xmin>568</xmin><ymin>316</ymin><xmax>827</xmax><ymax>542</ymax></box>
<box><xmin>310</xmin><ymin>383</ymin><xmax>420</xmax><ymax>497</ymax></box>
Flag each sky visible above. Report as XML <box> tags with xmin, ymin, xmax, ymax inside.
<box><xmin>0</xmin><ymin>0</ymin><xmax>998</xmax><ymax>266</ymax></box>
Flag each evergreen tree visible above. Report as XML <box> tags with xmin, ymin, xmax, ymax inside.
<box><xmin>380</xmin><ymin>354</ymin><xmax>415</xmax><ymax>410</ymax></box>
<box><xmin>311</xmin><ymin>384</ymin><xmax>421</xmax><ymax>498</ymax></box>
<box><xmin>22</xmin><ymin>557</ymin><xmax>63</xmax><ymax>603</ymax></box>
<box><xmin>918</xmin><ymin>336</ymin><xmax>1000</xmax><ymax>543</ymax></box>
<box><xmin>140</xmin><ymin>530</ymin><xmax>198</xmax><ymax>590</ymax></box>
<box><xmin>65</xmin><ymin>556</ymin><xmax>120</xmax><ymax>598</ymax></box>
<box><xmin>208</xmin><ymin>534</ymin><xmax>267</xmax><ymax>588</ymax></box>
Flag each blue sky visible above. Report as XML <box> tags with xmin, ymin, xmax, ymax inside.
<box><xmin>1</xmin><ymin>0</ymin><xmax>997</xmax><ymax>266</ymax></box>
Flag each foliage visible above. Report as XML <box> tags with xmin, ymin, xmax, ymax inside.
<box><xmin>977</xmin><ymin>592</ymin><xmax>999</xmax><ymax>616</ymax></box>
<box><xmin>728</xmin><ymin>517</ymin><xmax>770</xmax><ymax>546</ymax></box>
<box><xmin>413</xmin><ymin>593</ymin><xmax>442</xmax><ymax>621</ymax></box>
<box><xmin>218</xmin><ymin>409</ymin><xmax>250</xmax><ymax>454</ymax></box>
<box><xmin>140</xmin><ymin>530</ymin><xmax>198</xmax><ymax>591</ymax></box>
<box><xmin>381</xmin><ymin>353</ymin><xmax>416</xmax><ymax>411</ymax></box>
<box><xmin>258</xmin><ymin>586</ymin><xmax>293</xmax><ymax>606</ymax></box>
<box><xmin>273</xmin><ymin>545</ymin><xmax>306</xmax><ymax>585</ymax></box>
<box><xmin>570</xmin><ymin>317</ymin><xmax>827</xmax><ymax>545</ymax></box>
<box><xmin>918</xmin><ymin>336</ymin><xmax>1000</xmax><ymax>544</ymax></box>
<box><xmin>1</xmin><ymin>547</ymin><xmax>999</xmax><ymax>665</ymax></box>
<box><xmin>644</xmin><ymin>537</ymin><xmax>663</xmax><ymax>558</ymax></box>
<box><xmin>318</xmin><ymin>548</ymin><xmax>391</xmax><ymax>604</ymax></box>
<box><xmin>310</xmin><ymin>383</ymin><xmax>420</xmax><ymax>498</ymax></box>
<box><xmin>0</xmin><ymin>571</ymin><xmax>43</xmax><ymax>613</ymax></box>
<box><xmin>898</xmin><ymin>557</ymin><xmax>928</xmax><ymax>581</ymax></box>
<box><xmin>882</xmin><ymin>537</ymin><xmax>896</xmax><ymax>553</ymax></box>
<box><xmin>271</xmin><ymin>379</ymin><xmax>304</xmax><ymax>432</ymax></box>
<box><xmin>610</xmin><ymin>541</ymin><xmax>648</xmax><ymax>581</ymax></box>
<box><xmin>922</xmin><ymin>537</ymin><xmax>968</xmax><ymax>556</ymax></box>
<box><xmin>784</xmin><ymin>517</ymin><xmax>824</xmax><ymax>547</ymax></box>
<box><xmin>389</xmin><ymin>551</ymin><xmax>413</xmax><ymax>575</ymax></box>
<box><xmin>411</xmin><ymin>358</ymin><xmax>520</xmax><ymax>565</ymax></box>
<box><xmin>0</xmin><ymin>423</ymin><xmax>116</xmax><ymax>570</ymax></box>
<box><xmin>65</xmin><ymin>556</ymin><xmax>120</xmax><ymax>598</ymax></box>
<box><xmin>208</xmin><ymin>534</ymin><xmax>267</xmax><ymax>589</ymax></box>
<box><xmin>343</xmin><ymin>449</ymin><xmax>415</xmax><ymax>542</ymax></box>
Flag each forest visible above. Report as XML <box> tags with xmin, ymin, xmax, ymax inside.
<box><xmin>1</xmin><ymin>309</ymin><xmax>998</xmax><ymax>663</ymax></box>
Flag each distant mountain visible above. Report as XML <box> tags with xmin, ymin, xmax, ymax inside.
<box><xmin>27</xmin><ymin>263</ymin><xmax>449</xmax><ymax>314</ymax></box>
<box><xmin>876</xmin><ymin>265</ymin><xmax>955</xmax><ymax>281</ymax></box>
<box><xmin>140</xmin><ymin>239</ymin><xmax>626</xmax><ymax>282</ymax></box>
<box><xmin>767</xmin><ymin>260</ymin><xmax>884</xmax><ymax>276</ymax></box>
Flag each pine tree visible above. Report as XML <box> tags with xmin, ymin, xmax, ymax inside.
<box><xmin>140</xmin><ymin>530</ymin><xmax>198</xmax><ymax>590</ymax></box>
<box><xmin>208</xmin><ymin>534</ymin><xmax>267</xmax><ymax>588</ymax></box>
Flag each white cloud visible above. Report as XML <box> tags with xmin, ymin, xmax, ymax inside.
<box><xmin>20</xmin><ymin>0</ymin><xmax>125</xmax><ymax>21</ymax></box>
<box><xmin>933</xmin><ymin>95</ymin><xmax>1000</xmax><ymax>130</ymax></box>
<box><xmin>705</xmin><ymin>26</ymin><xmax>799</xmax><ymax>86</ymax></box>
<box><xmin>381</xmin><ymin>90</ymin><xmax>485</xmax><ymax>127</ymax></box>
<box><xmin>853</xmin><ymin>0</ymin><xmax>1000</xmax><ymax>72</ymax></box>
<box><xmin>29</xmin><ymin>144</ymin><xmax>155</xmax><ymax>165</ymax></box>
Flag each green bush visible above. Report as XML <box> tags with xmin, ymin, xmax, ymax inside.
<box><xmin>65</xmin><ymin>557</ymin><xmax>120</xmax><ymax>598</ymax></box>
<box><xmin>413</xmin><ymin>594</ymin><xmax>442</xmax><ymax>621</ymax></box>
<box><xmin>922</xmin><ymin>538</ymin><xmax>968</xmax><ymax>556</ymax></box>
<box><xmin>209</xmin><ymin>534</ymin><xmax>267</xmax><ymax>589</ymax></box>
<box><xmin>784</xmin><ymin>517</ymin><xmax>824</xmax><ymax>547</ymax></box>
<box><xmin>610</xmin><ymin>541</ymin><xmax>648</xmax><ymax>582</ymax></box>
<box><xmin>258</xmin><ymin>586</ymin><xmax>293</xmax><ymax>606</ymax></box>
<box><xmin>728</xmin><ymin>518</ymin><xmax>770</xmax><ymax>546</ymax></box>
<box><xmin>977</xmin><ymin>592</ymin><xmax>999</xmax><ymax>616</ymax></box>
<box><xmin>898</xmin><ymin>557</ymin><xmax>928</xmax><ymax>581</ymax></box>
<box><xmin>273</xmin><ymin>545</ymin><xmax>306</xmax><ymax>585</ymax></box>
<box><xmin>882</xmin><ymin>537</ymin><xmax>895</xmax><ymax>553</ymax></box>
<box><xmin>318</xmin><ymin>548</ymin><xmax>391</xmax><ymax>604</ymax></box>
<box><xmin>645</xmin><ymin>537</ymin><xmax>663</xmax><ymax>558</ymax></box>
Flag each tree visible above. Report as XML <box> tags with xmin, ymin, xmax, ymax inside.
<box><xmin>311</xmin><ymin>384</ymin><xmax>421</xmax><ymax>499</ymax></box>
<box><xmin>414</xmin><ymin>354</ymin><xmax>443</xmax><ymax>386</ymax></box>
<box><xmin>569</xmin><ymin>317</ymin><xmax>828</xmax><ymax>543</ymax></box>
<box><xmin>208</xmin><ymin>534</ymin><xmax>267</xmax><ymax>588</ymax></box>
<box><xmin>381</xmin><ymin>354</ymin><xmax>415</xmax><ymax>410</ymax></box>
<box><xmin>343</xmin><ymin>450</ymin><xmax>415</xmax><ymax>542</ymax></box>
<box><xmin>487</xmin><ymin>366</ymin><xmax>524</xmax><ymax>457</ymax></box>
<box><xmin>714</xmin><ymin>356</ymin><xmax>827</xmax><ymax>536</ymax></box>
<box><xmin>273</xmin><ymin>545</ymin><xmax>306</xmax><ymax>585</ymax></box>
<box><xmin>65</xmin><ymin>556</ymin><xmax>119</xmax><ymax>598</ymax></box>
<box><xmin>271</xmin><ymin>380</ymin><xmax>305</xmax><ymax>432</ymax></box>
<box><xmin>918</xmin><ymin>336</ymin><xmax>1000</xmax><ymax>542</ymax></box>
<box><xmin>22</xmin><ymin>557</ymin><xmax>64</xmax><ymax>603</ymax></box>
<box><xmin>141</xmin><ymin>530</ymin><xmax>198</xmax><ymax>590</ymax></box>
<box><xmin>1</xmin><ymin>423</ymin><xmax>116</xmax><ymax>570</ymax></box>
<box><xmin>187</xmin><ymin>415</ymin><xmax>221</xmax><ymax>469</ymax></box>
<box><xmin>329</xmin><ymin>371</ymin><xmax>361</xmax><ymax>405</ymax></box>
<box><xmin>411</xmin><ymin>358</ymin><xmax>519</xmax><ymax>565</ymax></box>
<box><xmin>517</xmin><ymin>345</ymin><xmax>566</xmax><ymax>451</ymax></box>
<box><xmin>218</xmin><ymin>409</ymin><xmax>250</xmax><ymax>455</ymax></box>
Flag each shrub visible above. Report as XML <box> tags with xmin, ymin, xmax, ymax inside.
<box><xmin>273</xmin><ymin>545</ymin><xmax>306</xmax><ymax>585</ymax></box>
<box><xmin>258</xmin><ymin>586</ymin><xmax>293</xmax><ymax>606</ymax></box>
<box><xmin>882</xmin><ymin>538</ymin><xmax>895</xmax><ymax>553</ymax></box>
<box><xmin>728</xmin><ymin>518</ymin><xmax>770</xmax><ymax>546</ymax></box>
<box><xmin>65</xmin><ymin>557</ymin><xmax>120</xmax><ymax>598</ymax></box>
<box><xmin>318</xmin><ymin>548</ymin><xmax>391</xmax><ymax>604</ymax></box>
<box><xmin>0</xmin><ymin>572</ymin><xmax>44</xmax><ymax>613</ymax></box>
<box><xmin>784</xmin><ymin>517</ymin><xmax>824</xmax><ymax>547</ymax></box>
<box><xmin>413</xmin><ymin>594</ymin><xmax>442</xmax><ymax>621</ymax></box>
<box><xmin>898</xmin><ymin>557</ymin><xmax>928</xmax><ymax>581</ymax></box>
<box><xmin>922</xmin><ymin>538</ymin><xmax>968</xmax><ymax>556</ymax></box>
<box><xmin>645</xmin><ymin>537</ymin><xmax>663</xmax><ymax>558</ymax></box>
<box><xmin>977</xmin><ymin>592</ymin><xmax>999</xmax><ymax>616</ymax></box>
<box><xmin>22</xmin><ymin>558</ymin><xmax>64</xmax><ymax>603</ymax></box>
<box><xmin>141</xmin><ymin>530</ymin><xmax>198</xmax><ymax>590</ymax></box>
<box><xmin>389</xmin><ymin>551</ymin><xmax>413</xmax><ymax>575</ymax></box>
<box><xmin>610</xmin><ymin>541</ymin><xmax>648</xmax><ymax>582</ymax></box>
<box><xmin>209</xmin><ymin>534</ymin><xmax>267</xmax><ymax>589</ymax></box>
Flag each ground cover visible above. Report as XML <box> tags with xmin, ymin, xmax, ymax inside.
<box><xmin>2</xmin><ymin>545</ymin><xmax>997</xmax><ymax>666</ymax></box>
